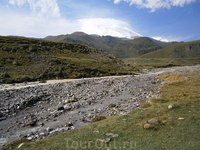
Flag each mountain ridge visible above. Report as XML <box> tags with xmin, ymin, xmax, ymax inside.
<box><xmin>44</xmin><ymin>32</ymin><xmax>164</xmax><ymax>58</ymax></box>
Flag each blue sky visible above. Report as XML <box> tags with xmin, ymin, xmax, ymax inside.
<box><xmin>0</xmin><ymin>0</ymin><xmax>199</xmax><ymax>42</ymax></box>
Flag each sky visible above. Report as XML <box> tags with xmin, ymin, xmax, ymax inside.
<box><xmin>0</xmin><ymin>0</ymin><xmax>200</xmax><ymax>42</ymax></box>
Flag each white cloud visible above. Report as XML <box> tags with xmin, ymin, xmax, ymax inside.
<box><xmin>152</xmin><ymin>36</ymin><xmax>173</xmax><ymax>42</ymax></box>
<box><xmin>152</xmin><ymin>34</ymin><xmax>194</xmax><ymax>42</ymax></box>
<box><xmin>9</xmin><ymin>0</ymin><xmax>60</xmax><ymax>17</ymax></box>
<box><xmin>78</xmin><ymin>18</ymin><xmax>141</xmax><ymax>37</ymax></box>
<box><xmin>0</xmin><ymin>5</ymin><xmax>140</xmax><ymax>38</ymax></box>
<box><xmin>113</xmin><ymin>0</ymin><xmax>196</xmax><ymax>12</ymax></box>
<box><xmin>0</xmin><ymin>0</ymin><xmax>141</xmax><ymax>38</ymax></box>
<box><xmin>0</xmin><ymin>10</ymin><xmax>80</xmax><ymax>37</ymax></box>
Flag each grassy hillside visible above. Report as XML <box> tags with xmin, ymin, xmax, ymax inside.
<box><xmin>124</xmin><ymin>40</ymin><xmax>200</xmax><ymax>68</ymax></box>
<box><xmin>140</xmin><ymin>40</ymin><xmax>200</xmax><ymax>58</ymax></box>
<box><xmin>4</xmin><ymin>70</ymin><xmax>200</xmax><ymax>150</ymax></box>
<box><xmin>0</xmin><ymin>36</ymin><xmax>131</xmax><ymax>84</ymax></box>
<box><xmin>45</xmin><ymin>32</ymin><xmax>163</xmax><ymax>58</ymax></box>
<box><xmin>111</xmin><ymin>37</ymin><xmax>162</xmax><ymax>58</ymax></box>
<box><xmin>124</xmin><ymin>58</ymin><xmax>200</xmax><ymax>69</ymax></box>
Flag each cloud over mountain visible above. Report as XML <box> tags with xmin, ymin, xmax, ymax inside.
<box><xmin>114</xmin><ymin>0</ymin><xmax>196</xmax><ymax>12</ymax></box>
<box><xmin>1</xmin><ymin>0</ymin><xmax>197</xmax><ymax>41</ymax></box>
<box><xmin>78</xmin><ymin>18</ymin><xmax>141</xmax><ymax>38</ymax></box>
<box><xmin>2</xmin><ymin>1</ymin><xmax>141</xmax><ymax>38</ymax></box>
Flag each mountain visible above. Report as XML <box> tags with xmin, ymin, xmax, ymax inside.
<box><xmin>0</xmin><ymin>36</ymin><xmax>130</xmax><ymax>84</ymax></box>
<box><xmin>44</xmin><ymin>32</ymin><xmax>163</xmax><ymax>58</ymax></box>
<box><xmin>45</xmin><ymin>32</ymin><xmax>122</xmax><ymax>51</ymax></box>
<box><xmin>110</xmin><ymin>37</ymin><xmax>162</xmax><ymax>58</ymax></box>
<box><xmin>139</xmin><ymin>40</ymin><xmax>200</xmax><ymax>58</ymax></box>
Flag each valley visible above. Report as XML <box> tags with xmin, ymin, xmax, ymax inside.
<box><xmin>0</xmin><ymin>33</ymin><xmax>200</xmax><ymax>149</ymax></box>
<box><xmin>1</xmin><ymin>65</ymin><xmax>200</xmax><ymax>149</ymax></box>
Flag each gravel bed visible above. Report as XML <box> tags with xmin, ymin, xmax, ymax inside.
<box><xmin>0</xmin><ymin>65</ymin><xmax>199</xmax><ymax>148</ymax></box>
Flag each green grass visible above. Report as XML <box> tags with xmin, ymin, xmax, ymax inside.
<box><xmin>123</xmin><ymin>40</ymin><xmax>200</xmax><ymax>69</ymax></box>
<box><xmin>123</xmin><ymin>58</ymin><xmax>200</xmax><ymax>69</ymax></box>
<box><xmin>3</xmin><ymin>71</ymin><xmax>200</xmax><ymax>150</ymax></box>
<box><xmin>0</xmin><ymin>36</ymin><xmax>132</xmax><ymax>83</ymax></box>
<box><xmin>139</xmin><ymin>40</ymin><xmax>200</xmax><ymax>58</ymax></box>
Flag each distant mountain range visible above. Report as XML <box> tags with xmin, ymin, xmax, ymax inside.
<box><xmin>45</xmin><ymin>32</ymin><xmax>200</xmax><ymax>59</ymax></box>
<box><xmin>44</xmin><ymin>32</ymin><xmax>166</xmax><ymax>58</ymax></box>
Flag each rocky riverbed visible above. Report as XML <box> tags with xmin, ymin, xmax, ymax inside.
<box><xmin>0</xmin><ymin>65</ymin><xmax>200</xmax><ymax>148</ymax></box>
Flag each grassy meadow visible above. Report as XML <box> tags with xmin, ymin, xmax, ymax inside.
<box><xmin>123</xmin><ymin>58</ymin><xmax>200</xmax><ymax>69</ymax></box>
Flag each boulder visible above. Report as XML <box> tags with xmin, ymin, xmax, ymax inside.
<box><xmin>57</xmin><ymin>106</ymin><xmax>65</xmax><ymax>111</ymax></box>
<box><xmin>148</xmin><ymin>118</ymin><xmax>159</xmax><ymax>124</ymax></box>
<box><xmin>143</xmin><ymin>124</ymin><xmax>154</xmax><ymax>129</ymax></box>
<box><xmin>26</xmin><ymin>120</ymin><xmax>36</xmax><ymax>127</ymax></box>
<box><xmin>168</xmin><ymin>104</ymin><xmax>175</xmax><ymax>109</ymax></box>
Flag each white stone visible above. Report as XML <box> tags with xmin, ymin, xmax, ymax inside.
<box><xmin>168</xmin><ymin>104</ymin><xmax>174</xmax><ymax>109</ymax></box>
<box><xmin>18</xmin><ymin>143</ymin><xmax>25</xmax><ymax>149</ymax></box>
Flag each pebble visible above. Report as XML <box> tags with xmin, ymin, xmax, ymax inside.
<box><xmin>26</xmin><ymin>120</ymin><xmax>36</xmax><ymax>127</ymax></box>
<box><xmin>168</xmin><ymin>104</ymin><xmax>175</xmax><ymax>109</ymax></box>
<box><xmin>17</xmin><ymin>143</ymin><xmax>25</xmax><ymax>149</ymax></box>
<box><xmin>143</xmin><ymin>124</ymin><xmax>154</xmax><ymax>129</ymax></box>
<box><xmin>98</xmin><ymin>138</ymin><xmax>111</xmax><ymax>143</ymax></box>
<box><xmin>148</xmin><ymin>118</ymin><xmax>159</xmax><ymax>124</ymax></box>
<box><xmin>178</xmin><ymin>117</ymin><xmax>184</xmax><ymax>120</ymax></box>
<box><xmin>57</xmin><ymin>106</ymin><xmax>65</xmax><ymax>111</ymax></box>
<box><xmin>105</xmin><ymin>133</ymin><xmax>119</xmax><ymax>138</ymax></box>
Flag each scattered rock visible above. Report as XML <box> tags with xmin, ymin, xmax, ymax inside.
<box><xmin>143</xmin><ymin>124</ymin><xmax>154</xmax><ymax>129</ymax></box>
<box><xmin>39</xmin><ymin>132</ymin><xmax>45</xmax><ymax>136</ymax></box>
<box><xmin>27</xmin><ymin>137</ymin><xmax>33</xmax><ymax>140</ymax></box>
<box><xmin>67</xmin><ymin>122</ymin><xmax>73</xmax><ymax>127</ymax></box>
<box><xmin>105</xmin><ymin>133</ymin><xmax>119</xmax><ymax>137</ymax></box>
<box><xmin>57</xmin><ymin>106</ymin><xmax>65</xmax><ymax>111</ymax></box>
<box><xmin>39</xmin><ymin>122</ymin><xmax>44</xmax><ymax>126</ymax></box>
<box><xmin>26</xmin><ymin>120</ymin><xmax>36</xmax><ymax>127</ymax></box>
<box><xmin>46</xmin><ymin>127</ymin><xmax>53</xmax><ymax>132</ymax></box>
<box><xmin>168</xmin><ymin>104</ymin><xmax>175</xmax><ymax>109</ymax></box>
<box><xmin>93</xmin><ymin>130</ymin><xmax>99</xmax><ymax>134</ymax></box>
<box><xmin>106</xmin><ymin>133</ymin><xmax>113</xmax><ymax>136</ymax></box>
<box><xmin>98</xmin><ymin>138</ymin><xmax>111</xmax><ymax>143</ymax></box>
<box><xmin>49</xmin><ymin>127</ymin><xmax>69</xmax><ymax>135</ymax></box>
<box><xmin>108</xmin><ymin>103</ymin><xmax>116</xmax><ymax>108</ymax></box>
<box><xmin>17</xmin><ymin>143</ymin><xmax>25</xmax><ymax>149</ymax></box>
<box><xmin>148</xmin><ymin>118</ymin><xmax>159</xmax><ymax>124</ymax></box>
<box><xmin>112</xmin><ymin>134</ymin><xmax>119</xmax><ymax>138</ymax></box>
